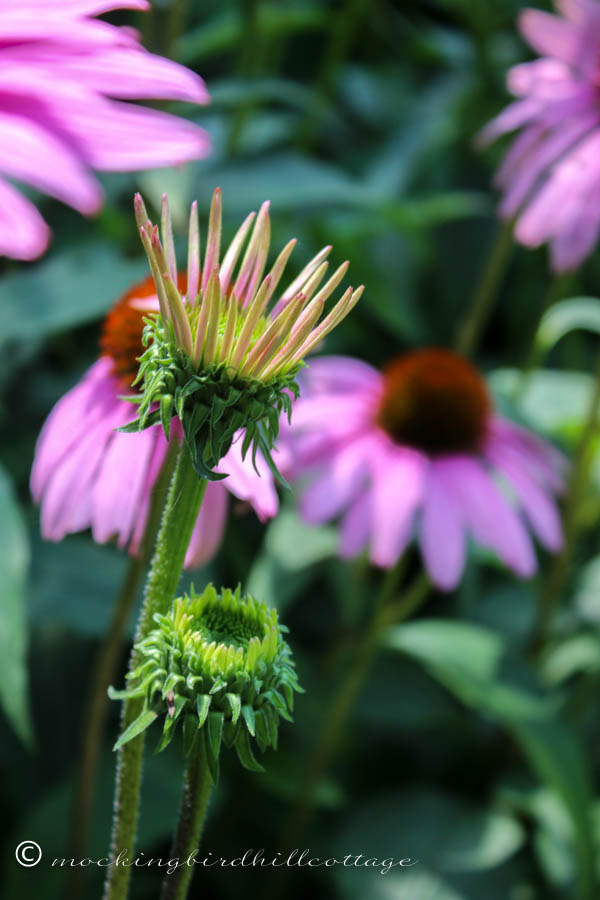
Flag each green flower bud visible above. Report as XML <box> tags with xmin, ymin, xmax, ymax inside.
<box><xmin>120</xmin><ymin>189</ymin><xmax>363</xmax><ymax>481</ymax></box>
<box><xmin>109</xmin><ymin>585</ymin><xmax>302</xmax><ymax>780</ymax></box>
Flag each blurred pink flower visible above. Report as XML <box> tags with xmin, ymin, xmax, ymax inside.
<box><xmin>0</xmin><ymin>0</ymin><xmax>210</xmax><ymax>261</ymax></box>
<box><xmin>30</xmin><ymin>276</ymin><xmax>278</xmax><ymax>568</ymax></box>
<box><xmin>288</xmin><ymin>350</ymin><xmax>565</xmax><ymax>591</ymax></box>
<box><xmin>478</xmin><ymin>0</ymin><xmax>600</xmax><ymax>271</ymax></box>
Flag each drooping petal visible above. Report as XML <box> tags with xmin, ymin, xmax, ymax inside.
<box><xmin>299</xmin><ymin>433</ymin><xmax>373</xmax><ymax>525</ymax></box>
<box><xmin>31</xmin><ymin>358</ymin><xmax>117</xmax><ymax>499</ymax></box>
<box><xmin>0</xmin><ymin>176</ymin><xmax>50</xmax><ymax>261</ymax></box>
<box><xmin>339</xmin><ymin>490</ymin><xmax>371</xmax><ymax>559</ymax></box>
<box><xmin>215</xmin><ymin>437</ymin><xmax>279</xmax><ymax>522</ymax></box>
<box><xmin>419</xmin><ymin>465</ymin><xmax>466</xmax><ymax>591</ymax></box>
<box><xmin>439</xmin><ymin>456</ymin><xmax>537</xmax><ymax>578</ymax></box>
<box><xmin>486</xmin><ymin>440</ymin><xmax>563</xmax><ymax>552</ymax></box>
<box><xmin>0</xmin><ymin>111</ymin><xmax>102</xmax><ymax>213</ymax></box>
<box><xmin>90</xmin><ymin>424</ymin><xmax>156</xmax><ymax>547</ymax></box>
<box><xmin>185</xmin><ymin>483</ymin><xmax>229</xmax><ymax>568</ymax></box>
<box><xmin>370</xmin><ymin>447</ymin><xmax>426</xmax><ymax>568</ymax></box>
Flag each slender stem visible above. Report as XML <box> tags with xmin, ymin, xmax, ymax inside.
<box><xmin>227</xmin><ymin>0</ymin><xmax>262</xmax><ymax>156</ymax></box>
<box><xmin>296</xmin><ymin>0</ymin><xmax>369</xmax><ymax>150</ymax></box>
<box><xmin>263</xmin><ymin>571</ymin><xmax>430</xmax><ymax>900</ymax></box>
<box><xmin>160</xmin><ymin>738</ymin><xmax>213</xmax><ymax>900</ymax></box>
<box><xmin>66</xmin><ymin>442</ymin><xmax>178</xmax><ymax>900</ymax></box>
<box><xmin>103</xmin><ymin>444</ymin><xmax>208</xmax><ymax>900</ymax></box>
<box><xmin>455</xmin><ymin>220</ymin><xmax>514</xmax><ymax>357</ymax></box>
<box><xmin>514</xmin><ymin>273</ymin><xmax>575</xmax><ymax>407</ymax></box>
<box><xmin>533</xmin><ymin>351</ymin><xmax>600</xmax><ymax>651</ymax></box>
<box><xmin>166</xmin><ymin>0</ymin><xmax>189</xmax><ymax>60</ymax></box>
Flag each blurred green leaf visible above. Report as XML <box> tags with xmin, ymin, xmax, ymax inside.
<box><xmin>574</xmin><ymin>555</ymin><xmax>600</xmax><ymax>626</ymax></box>
<box><xmin>491</xmin><ymin>368</ymin><xmax>594</xmax><ymax>436</ymax></box>
<box><xmin>264</xmin><ymin>507</ymin><xmax>337</xmax><ymax>570</ymax></box>
<box><xmin>541</xmin><ymin>634</ymin><xmax>600</xmax><ymax>686</ymax></box>
<box><xmin>536</xmin><ymin>298</ymin><xmax>600</xmax><ymax>355</ymax></box>
<box><xmin>178</xmin><ymin>4</ymin><xmax>327</xmax><ymax>63</ymax></box>
<box><xmin>196</xmin><ymin>152</ymin><xmax>369</xmax><ymax>213</ymax></box>
<box><xmin>0</xmin><ymin>244</ymin><xmax>146</xmax><ymax>350</ymax></box>
<box><xmin>0</xmin><ymin>465</ymin><xmax>31</xmax><ymax>745</ymax></box>
<box><xmin>246</xmin><ymin>506</ymin><xmax>337</xmax><ymax>612</ymax></box>
<box><xmin>334</xmin><ymin>788</ymin><xmax>525</xmax><ymax>900</ymax></box>
<box><xmin>28</xmin><ymin>533</ymin><xmax>129</xmax><ymax>637</ymax></box>
<box><xmin>386</xmin><ymin>620</ymin><xmax>596</xmax><ymax>897</ymax></box>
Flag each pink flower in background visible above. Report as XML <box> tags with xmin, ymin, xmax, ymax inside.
<box><xmin>289</xmin><ymin>350</ymin><xmax>565</xmax><ymax>591</ymax></box>
<box><xmin>0</xmin><ymin>0</ymin><xmax>210</xmax><ymax>261</ymax></box>
<box><xmin>478</xmin><ymin>0</ymin><xmax>600</xmax><ymax>271</ymax></box>
<box><xmin>30</xmin><ymin>276</ymin><xmax>278</xmax><ymax>567</ymax></box>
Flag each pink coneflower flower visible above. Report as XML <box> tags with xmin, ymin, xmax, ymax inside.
<box><xmin>0</xmin><ymin>0</ymin><xmax>210</xmax><ymax>261</ymax></box>
<box><xmin>289</xmin><ymin>349</ymin><xmax>565</xmax><ymax>591</ymax></box>
<box><xmin>478</xmin><ymin>0</ymin><xmax>600</xmax><ymax>271</ymax></box>
<box><xmin>30</xmin><ymin>275</ymin><xmax>278</xmax><ymax>567</ymax></box>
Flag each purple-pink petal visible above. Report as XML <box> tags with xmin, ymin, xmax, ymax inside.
<box><xmin>419</xmin><ymin>465</ymin><xmax>466</xmax><ymax>591</ymax></box>
<box><xmin>371</xmin><ymin>447</ymin><xmax>426</xmax><ymax>568</ymax></box>
<box><xmin>438</xmin><ymin>456</ymin><xmax>537</xmax><ymax>578</ymax></box>
<box><xmin>480</xmin><ymin>0</ymin><xmax>600</xmax><ymax>270</ymax></box>
<box><xmin>0</xmin><ymin>0</ymin><xmax>210</xmax><ymax>260</ymax></box>
<box><xmin>185</xmin><ymin>483</ymin><xmax>229</xmax><ymax>569</ymax></box>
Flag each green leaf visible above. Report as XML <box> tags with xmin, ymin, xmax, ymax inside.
<box><xmin>178</xmin><ymin>7</ymin><xmax>327</xmax><ymax>64</ymax></box>
<box><xmin>242</xmin><ymin>704</ymin><xmax>256</xmax><ymax>736</ymax></box>
<box><xmin>536</xmin><ymin>297</ymin><xmax>600</xmax><ymax>355</ymax></box>
<box><xmin>225</xmin><ymin>692</ymin><xmax>241</xmax><ymax>724</ymax></box>
<box><xmin>490</xmin><ymin>367</ymin><xmax>594</xmax><ymax>435</ymax></box>
<box><xmin>113</xmin><ymin>708</ymin><xmax>157</xmax><ymax>751</ymax></box>
<box><xmin>246</xmin><ymin>504</ymin><xmax>338</xmax><ymax>612</ymax></box>
<box><xmin>0</xmin><ymin>465</ymin><xmax>32</xmax><ymax>745</ymax></box>
<box><xmin>205</xmin><ymin>711</ymin><xmax>223</xmax><ymax>782</ymax></box>
<box><xmin>385</xmin><ymin>620</ymin><xmax>596</xmax><ymax>897</ymax></box>
<box><xmin>195</xmin><ymin>152</ymin><xmax>370</xmax><ymax>215</ymax></box>
<box><xmin>0</xmin><ymin>243</ymin><xmax>146</xmax><ymax>351</ymax></box>
<box><xmin>29</xmin><ymin>533</ymin><xmax>129</xmax><ymax>636</ymax></box>
<box><xmin>196</xmin><ymin>694</ymin><xmax>211</xmax><ymax>727</ymax></box>
<box><xmin>235</xmin><ymin>728</ymin><xmax>265</xmax><ymax>773</ymax></box>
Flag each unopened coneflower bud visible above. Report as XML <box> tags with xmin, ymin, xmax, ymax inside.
<box><xmin>122</xmin><ymin>189</ymin><xmax>363</xmax><ymax>480</ymax></box>
<box><xmin>109</xmin><ymin>585</ymin><xmax>302</xmax><ymax>779</ymax></box>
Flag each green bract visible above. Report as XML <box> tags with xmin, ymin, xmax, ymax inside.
<box><xmin>109</xmin><ymin>585</ymin><xmax>302</xmax><ymax>779</ymax></box>
<box><xmin>122</xmin><ymin>313</ymin><xmax>297</xmax><ymax>481</ymax></box>
<box><xmin>121</xmin><ymin>188</ymin><xmax>362</xmax><ymax>480</ymax></box>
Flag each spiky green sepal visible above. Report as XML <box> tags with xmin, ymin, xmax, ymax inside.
<box><xmin>109</xmin><ymin>584</ymin><xmax>302</xmax><ymax>778</ymax></box>
<box><xmin>119</xmin><ymin>315</ymin><xmax>299</xmax><ymax>481</ymax></box>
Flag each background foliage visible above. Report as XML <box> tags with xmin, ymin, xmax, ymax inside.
<box><xmin>2</xmin><ymin>1</ymin><xmax>600</xmax><ymax>898</ymax></box>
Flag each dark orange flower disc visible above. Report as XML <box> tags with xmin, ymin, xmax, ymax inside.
<box><xmin>376</xmin><ymin>348</ymin><xmax>492</xmax><ymax>455</ymax></box>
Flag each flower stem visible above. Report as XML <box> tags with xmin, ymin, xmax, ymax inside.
<box><xmin>455</xmin><ymin>220</ymin><xmax>514</xmax><ymax>357</ymax></box>
<box><xmin>263</xmin><ymin>570</ymin><xmax>429</xmax><ymax>900</ymax></box>
<box><xmin>66</xmin><ymin>441</ymin><xmax>178</xmax><ymax>900</ymax></box>
<box><xmin>533</xmin><ymin>350</ymin><xmax>600</xmax><ymax>651</ymax></box>
<box><xmin>103</xmin><ymin>444</ymin><xmax>207</xmax><ymax>900</ymax></box>
<box><xmin>514</xmin><ymin>273</ymin><xmax>574</xmax><ymax>404</ymax></box>
<box><xmin>159</xmin><ymin>738</ymin><xmax>213</xmax><ymax>900</ymax></box>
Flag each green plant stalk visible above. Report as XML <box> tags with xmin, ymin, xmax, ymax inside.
<box><xmin>296</xmin><ymin>0</ymin><xmax>369</xmax><ymax>150</ymax></box>
<box><xmin>227</xmin><ymin>0</ymin><xmax>263</xmax><ymax>156</ymax></box>
<box><xmin>103</xmin><ymin>444</ymin><xmax>208</xmax><ymax>900</ymax></box>
<box><xmin>533</xmin><ymin>351</ymin><xmax>600</xmax><ymax>651</ymax></box>
<box><xmin>67</xmin><ymin>442</ymin><xmax>178</xmax><ymax>900</ymax></box>
<box><xmin>515</xmin><ymin>273</ymin><xmax>575</xmax><ymax>403</ymax></box>
<box><xmin>166</xmin><ymin>0</ymin><xmax>189</xmax><ymax>60</ymax></box>
<box><xmin>264</xmin><ymin>570</ymin><xmax>430</xmax><ymax>900</ymax></box>
<box><xmin>455</xmin><ymin>219</ymin><xmax>514</xmax><ymax>357</ymax></box>
<box><xmin>159</xmin><ymin>738</ymin><xmax>213</xmax><ymax>900</ymax></box>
